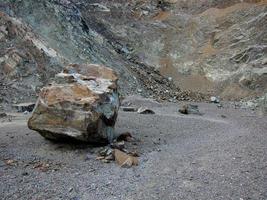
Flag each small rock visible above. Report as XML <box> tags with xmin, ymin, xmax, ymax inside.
<box><xmin>114</xmin><ymin>149</ymin><xmax>139</xmax><ymax>168</ymax></box>
<box><xmin>121</xmin><ymin>107</ymin><xmax>137</xmax><ymax>112</ymax></box>
<box><xmin>137</xmin><ymin>107</ymin><xmax>155</xmax><ymax>114</ymax></box>
<box><xmin>117</xmin><ymin>132</ymin><xmax>132</xmax><ymax>142</ymax></box>
<box><xmin>210</xmin><ymin>96</ymin><xmax>220</xmax><ymax>103</ymax></box>
<box><xmin>98</xmin><ymin>147</ymin><xmax>113</xmax><ymax>157</ymax></box>
<box><xmin>179</xmin><ymin>104</ymin><xmax>202</xmax><ymax>115</ymax></box>
<box><xmin>111</xmin><ymin>141</ymin><xmax>125</xmax><ymax>150</ymax></box>
<box><xmin>13</xmin><ymin>102</ymin><xmax>35</xmax><ymax>112</ymax></box>
<box><xmin>167</xmin><ymin>77</ymin><xmax>172</xmax><ymax>81</ymax></box>
<box><xmin>0</xmin><ymin>112</ymin><xmax>7</xmax><ymax>118</ymax></box>
<box><xmin>5</xmin><ymin>159</ymin><xmax>15</xmax><ymax>166</ymax></box>
<box><xmin>217</xmin><ymin>104</ymin><xmax>223</xmax><ymax>108</ymax></box>
<box><xmin>23</xmin><ymin>111</ymin><xmax>29</xmax><ymax>115</ymax></box>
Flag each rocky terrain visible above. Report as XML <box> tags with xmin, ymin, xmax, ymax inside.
<box><xmin>0</xmin><ymin>0</ymin><xmax>266</xmax><ymax>110</ymax></box>
<box><xmin>1</xmin><ymin>97</ymin><xmax>267</xmax><ymax>199</ymax></box>
<box><xmin>0</xmin><ymin>1</ymin><xmax>267</xmax><ymax>200</ymax></box>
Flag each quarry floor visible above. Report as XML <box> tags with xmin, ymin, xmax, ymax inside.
<box><xmin>0</xmin><ymin>96</ymin><xmax>267</xmax><ymax>200</ymax></box>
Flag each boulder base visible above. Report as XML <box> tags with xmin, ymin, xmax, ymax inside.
<box><xmin>28</xmin><ymin>64</ymin><xmax>119</xmax><ymax>143</ymax></box>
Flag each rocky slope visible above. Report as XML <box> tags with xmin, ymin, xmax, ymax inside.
<box><xmin>0</xmin><ymin>12</ymin><xmax>65</xmax><ymax>110</ymax></box>
<box><xmin>0</xmin><ymin>0</ymin><xmax>266</xmax><ymax>109</ymax></box>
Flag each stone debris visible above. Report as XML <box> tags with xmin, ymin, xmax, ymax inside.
<box><xmin>114</xmin><ymin>149</ymin><xmax>139</xmax><ymax>168</ymax></box>
<box><xmin>0</xmin><ymin>112</ymin><xmax>7</xmax><ymax>118</ymax></box>
<box><xmin>179</xmin><ymin>104</ymin><xmax>202</xmax><ymax>115</ymax></box>
<box><xmin>137</xmin><ymin>107</ymin><xmax>155</xmax><ymax>114</ymax></box>
<box><xmin>210</xmin><ymin>96</ymin><xmax>220</xmax><ymax>104</ymax></box>
<box><xmin>13</xmin><ymin>102</ymin><xmax>35</xmax><ymax>113</ymax></box>
<box><xmin>121</xmin><ymin>107</ymin><xmax>137</xmax><ymax>112</ymax></box>
<box><xmin>117</xmin><ymin>132</ymin><xmax>133</xmax><ymax>142</ymax></box>
<box><xmin>110</xmin><ymin>141</ymin><xmax>125</xmax><ymax>150</ymax></box>
<box><xmin>95</xmin><ymin>131</ymin><xmax>139</xmax><ymax>167</ymax></box>
<box><xmin>28</xmin><ymin>64</ymin><xmax>119</xmax><ymax>143</ymax></box>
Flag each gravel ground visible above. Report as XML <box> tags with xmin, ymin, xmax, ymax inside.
<box><xmin>0</xmin><ymin>96</ymin><xmax>267</xmax><ymax>200</ymax></box>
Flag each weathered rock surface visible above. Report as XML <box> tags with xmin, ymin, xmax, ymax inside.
<box><xmin>0</xmin><ymin>11</ymin><xmax>64</xmax><ymax>111</ymax></box>
<box><xmin>1</xmin><ymin>0</ymin><xmax>266</xmax><ymax>107</ymax></box>
<box><xmin>28</xmin><ymin>64</ymin><xmax>119</xmax><ymax>143</ymax></box>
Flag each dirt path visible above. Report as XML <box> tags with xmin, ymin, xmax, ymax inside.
<box><xmin>1</xmin><ymin>97</ymin><xmax>267</xmax><ymax>200</ymax></box>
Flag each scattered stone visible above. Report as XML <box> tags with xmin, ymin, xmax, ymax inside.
<box><xmin>98</xmin><ymin>147</ymin><xmax>113</xmax><ymax>157</ymax></box>
<box><xmin>13</xmin><ymin>102</ymin><xmax>35</xmax><ymax>112</ymax></box>
<box><xmin>210</xmin><ymin>96</ymin><xmax>220</xmax><ymax>103</ymax></box>
<box><xmin>114</xmin><ymin>149</ymin><xmax>139</xmax><ymax>168</ymax></box>
<box><xmin>121</xmin><ymin>107</ymin><xmax>137</xmax><ymax>112</ymax></box>
<box><xmin>117</xmin><ymin>132</ymin><xmax>133</xmax><ymax>142</ymax></box>
<box><xmin>179</xmin><ymin>104</ymin><xmax>202</xmax><ymax>115</ymax></box>
<box><xmin>217</xmin><ymin>104</ymin><xmax>223</xmax><ymax>108</ymax></box>
<box><xmin>111</xmin><ymin>141</ymin><xmax>125</xmax><ymax>150</ymax></box>
<box><xmin>5</xmin><ymin>159</ymin><xmax>16</xmax><ymax>166</ymax></box>
<box><xmin>23</xmin><ymin>111</ymin><xmax>29</xmax><ymax>115</ymax></box>
<box><xmin>137</xmin><ymin>107</ymin><xmax>155</xmax><ymax>114</ymax></box>
<box><xmin>0</xmin><ymin>112</ymin><xmax>7</xmax><ymax>118</ymax></box>
<box><xmin>97</xmin><ymin>147</ymin><xmax>115</xmax><ymax>162</ymax></box>
<box><xmin>28</xmin><ymin>64</ymin><xmax>120</xmax><ymax>143</ymax></box>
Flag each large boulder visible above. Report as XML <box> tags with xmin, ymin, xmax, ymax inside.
<box><xmin>28</xmin><ymin>64</ymin><xmax>119</xmax><ymax>143</ymax></box>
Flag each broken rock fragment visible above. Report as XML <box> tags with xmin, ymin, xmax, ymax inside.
<box><xmin>28</xmin><ymin>64</ymin><xmax>119</xmax><ymax>143</ymax></box>
<box><xmin>114</xmin><ymin>149</ymin><xmax>139</xmax><ymax>168</ymax></box>
<box><xmin>137</xmin><ymin>107</ymin><xmax>155</xmax><ymax>114</ymax></box>
<box><xmin>13</xmin><ymin>102</ymin><xmax>35</xmax><ymax>113</ymax></box>
<box><xmin>179</xmin><ymin>104</ymin><xmax>202</xmax><ymax>115</ymax></box>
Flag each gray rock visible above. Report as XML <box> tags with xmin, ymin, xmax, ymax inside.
<box><xmin>137</xmin><ymin>107</ymin><xmax>155</xmax><ymax>114</ymax></box>
<box><xmin>210</xmin><ymin>96</ymin><xmax>220</xmax><ymax>104</ymax></box>
<box><xmin>12</xmin><ymin>103</ymin><xmax>35</xmax><ymax>113</ymax></box>
<box><xmin>179</xmin><ymin>104</ymin><xmax>202</xmax><ymax>115</ymax></box>
<box><xmin>121</xmin><ymin>107</ymin><xmax>138</xmax><ymax>112</ymax></box>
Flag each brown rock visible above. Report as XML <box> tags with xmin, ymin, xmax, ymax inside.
<box><xmin>114</xmin><ymin>149</ymin><xmax>139</xmax><ymax>168</ymax></box>
<box><xmin>28</xmin><ymin>64</ymin><xmax>119</xmax><ymax>143</ymax></box>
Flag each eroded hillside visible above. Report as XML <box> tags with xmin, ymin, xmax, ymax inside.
<box><xmin>0</xmin><ymin>0</ymin><xmax>266</xmax><ymax>109</ymax></box>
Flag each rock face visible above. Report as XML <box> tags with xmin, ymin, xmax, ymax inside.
<box><xmin>0</xmin><ymin>11</ymin><xmax>64</xmax><ymax>111</ymax></box>
<box><xmin>28</xmin><ymin>64</ymin><xmax>119</xmax><ymax>143</ymax></box>
<box><xmin>1</xmin><ymin>0</ymin><xmax>266</xmax><ymax>104</ymax></box>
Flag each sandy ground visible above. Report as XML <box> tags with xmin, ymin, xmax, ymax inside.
<box><xmin>0</xmin><ymin>96</ymin><xmax>267</xmax><ymax>200</ymax></box>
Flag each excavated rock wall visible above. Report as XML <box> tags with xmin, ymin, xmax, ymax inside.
<box><xmin>0</xmin><ymin>0</ymin><xmax>266</xmax><ymax>107</ymax></box>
